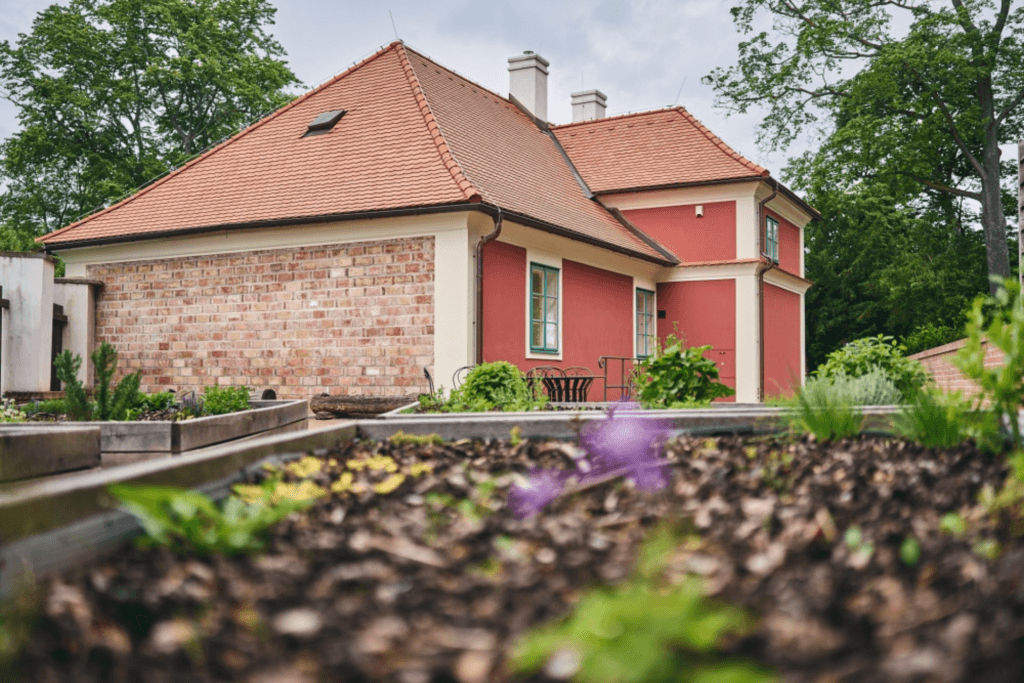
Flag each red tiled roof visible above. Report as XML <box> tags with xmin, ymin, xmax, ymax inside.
<box><xmin>39</xmin><ymin>42</ymin><xmax>667</xmax><ymax>262</ymax></box>
<box><xmin>552</xmin><ymin>108</ymin><xmax>768</xmax><ymax>194</ymax></box>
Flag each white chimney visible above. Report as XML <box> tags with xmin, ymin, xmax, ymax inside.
<box><xmin>571</xmin><ymin>89</ymin><xmax>607</xmax><ymax>122</ymax></box>
<box><xmin>508</xmin><ymin>51</ymin><xmax>549</xmax><ymax>122</ymax></box>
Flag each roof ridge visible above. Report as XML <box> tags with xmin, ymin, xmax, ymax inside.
<box><xmin>41</xmin><ymin>42</ymin><xmax>406</xmax><ymax>244</ymax></box>
<box><xmin>396</xmin><ymin>44</ymin><xmax>481</xmax><ymax>202</ymax></box>
<box><xmin>672</xmin><ymin>107</ymin><xmax>768</xmax><ymax>177</ymax></box>
<box><xmin>550</xmin><ymin>107</ymin><xmax>680</xmax><ymax>130</ymax></box>
<box><xmin>402</xmin><ymin>44</ymin><xmax>514</xmax><ymax>111</ymax></box>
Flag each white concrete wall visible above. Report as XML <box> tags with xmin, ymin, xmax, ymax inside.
<box><xmin>0</xmin><ymin>254</ymin><xmax>55</xmax><ymax>393</ymax></box>
<box><xmin>53</xmin><ymin>280</ymin><xmax>99</xmax><ymax>387</ymax></box>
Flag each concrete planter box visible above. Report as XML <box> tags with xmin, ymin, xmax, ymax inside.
<box><xmin>0</xmin><ymin>426</ymin><xmax>102</xmax><ymax>483</ymax></box>
<box><xmin>4</xmin><ymin>400</ymin><xmax>308</xmax><ymax>464</ymax></box>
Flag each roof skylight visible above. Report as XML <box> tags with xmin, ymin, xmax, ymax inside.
<box><xmin>305</xmin><ymin>110</ymin><xmax>346</xmax><ymax>136</ymax></box>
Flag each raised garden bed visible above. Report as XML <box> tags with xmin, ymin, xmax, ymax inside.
<box><xmin>1</xmin><ymin>400</ymin><xmax>308</xmax><ymax>466</ymax></box>
<box><xmin>4</xmin><ymin>419</ymin><xmax>1024</xmax><ymax>682</ymax></box>
<box><xmin>0</xmin><ymin>426</ymin><xmax>101</xmax><ymax>483</ymax></box>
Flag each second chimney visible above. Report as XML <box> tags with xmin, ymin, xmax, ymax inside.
<box><xmin>508</xmin><ymin>51</ymin><xmax>549</xmax><ymax>122</ymax></box>
<box><xmin>571</xmin><ymin>89</ymin><xmax>607</xmax><ymax>122</ymax></box>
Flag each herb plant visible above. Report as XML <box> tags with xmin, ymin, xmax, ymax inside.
<box><xmin>635</xmin><ymin>333</ymin><xmax>734</xmax><ymax>407</ymax></box>
<box><xmin>788</xmin><ymin>375</ymin><xmax>863</xmax><ymax>441</ymax></box>
<box><xmin>109</xmin><ymin>478</ymin><xmax>315</xmax><ymax>555</ymax></box>
<box><xmin>511</xmin><ymin>525</ymin><xmax>774</xmax><ymax>683</ymax></box>
<box><xmin>0</xmin><ymin>399</ymin><xmax>25</xmax><ymax>423</ymax></box>
<box><xmin>202</xmin><ymin>385</ymin><xmax>250</xmax><ymax>415</ymax></box>
<box><xmin>815</xmin><ymin>335</ymin><xmax>927</xmax><ymax>401</ymax></box>
<box><xmin>421</xmin><ymin>362</ymin><xmax>548</xmax><ymax>413</ymax></box>
<box><xmin>954</xmin><ymin>278</ymin><xmax>1024</xmax><ymax>447</ymax></box>
<box><xmin>893</xmin><ymin>388</ymin><xmax>999</xmax><ymax>451</ymax></box>
<box><xmin>52</xmin><ymin>350</ymin><xmax>91</xmax><ymax>420</ymax></box>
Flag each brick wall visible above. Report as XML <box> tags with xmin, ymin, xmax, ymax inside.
<box><xmin>87</xmin><ymin>236</ymin><xmax>434</xmax><ymax>399</ymax></box>
<box><xmin>908</xmin><ymin>338</ymin><xmax>1004</xmax><ymax>399</ymax></box>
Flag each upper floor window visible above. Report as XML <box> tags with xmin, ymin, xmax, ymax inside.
<box><xmin>765</xmin><ymin>215</ymin><xmax>779</xmax><ymax>263</ymax></box>
<box><xmin>636</xmin><ymin>288</ymin><xmax>656</xmax><ymax>358</ymax></box>
<box><xmin>530</xmin><ymin>263</ymin><xmax>559</xmax><ymax>353</ymax></box>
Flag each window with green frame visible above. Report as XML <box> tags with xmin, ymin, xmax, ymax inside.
<box><xmin>530</xmin><ymin>263</ymin><xmax>559</xmax><ymax>353</ymax></box>
<box><xmin>765</xmin><ymin>215</ymin><xmax>779</xmax><ymax>263</ymax></box>
<box><xmin>636</xmin><ymin>288</ymin><xmax>656</xmax><ymax>358</ymax></box>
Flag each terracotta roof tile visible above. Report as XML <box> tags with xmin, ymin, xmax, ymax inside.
<box><xmin>551</xmin><ymin>107</ymin><xmax>768</xmax><ymax>194</ymax></box>
<box><xmin>38</xmin><ymin>43</ymin><xmax>671</xmax><ymax>262</ymax></box>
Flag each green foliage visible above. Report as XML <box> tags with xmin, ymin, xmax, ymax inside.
<box><xmin>53</xmin><ymin>350</ymin><xmax>91</xmax><ymax>420</ymax></box>
<box><xmin>636</xmin><ymin>334</ymin><xmax>735</xmax><ymax>408</ymax></box>
<box><xmin>422</xmin><ymin>363</ymin><xmax>548</xmax><ymax>413</ymax></box>
<box><xmin>91</xmin><ymin>342</ymin><xmax>142</xmax><ymax>421</ymax></box>
<box><xmin>939</xmin><ymin>512</ymin><xmax>968</xmax><ymax>539</ymax></box>
<box><xmin>511</xmin><ymin>525</ymin><xmax>774</xmax><ymax>683</ymax></box>
<box><xmin>23</xmin><ymin>398</ymin><xmax>68</xmax><ymax>415</ymax></box>
<box><xmin>139</xmin><ymin>391</ymin><xmax>176</xmax><ymax>412</ymax></box>
<box><xmin>954</xmin><ymin>278</ymin><xmax>1024</xmax><ymax>448</ymax></box>
<box><xmin>788</xmin><ymin>375</ymin><xmax>863</xmax><ymax>441</ymax></box>
<box><xmin>893</xmin><ymin>388</ymin><xmax>1000</xmax><ymax>451</ymax></box>
<box><xmin>0</xmin><ymin>0</ymin><xmax>300</xmax><ymax>245</ymax></box>
<box><xmin>815</xmin><ymin>335</ymin><xmax>927</xmax><ymax>401</ymax></box>
<box><xmin>109</xmin><ymin>478</ymin><xmax>313</xmax><ymax>555</ymax></box>
<box><xmin>705</xmin><ymin>0</ymin><xmax>1023</xmax><ymax>287</ymax></box>
<box><xmin>902</xmin><ymin>323</ymin><xmax>964</xmax><ymax>356</ymax></box>
<box><xmin>202</xmin><ymin>385</ymin><xmax>250</xmax><ymax>416</ymax></box>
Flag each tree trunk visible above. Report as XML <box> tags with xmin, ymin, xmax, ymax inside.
<box><xmin>980</xmin><ymin>125</ymin><xmax>1012</xmax><ymax>294</ymax></box>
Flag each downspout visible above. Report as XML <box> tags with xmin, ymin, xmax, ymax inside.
<box><xmin>757</xmin><ymin>178</ymin><xmax>779</xmax><ymax>402</ymax></box>
<box><xmin>475</xmin><ymin>207</ymin><xmax>503</xmax><ymax>365</ymax></box>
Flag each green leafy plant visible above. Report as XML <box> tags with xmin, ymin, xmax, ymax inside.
<box><xmin>423</xmin><ymin>363</ymin><xmax>548</xmax><ymax>413</ymax></box>
<box><xmin>90</xmin><ymin>342</ymin><xmax>142</xmax><ymax>421</ymax></box>
<box><xmin>202</xmin><ymin>385</ymin><xmax>250</xmax><ymax>415</ymax></box>
<box><xmin>109</xmin><ymin>479</ymin><xmax>314</xmax><ymax>555</ymax></box>
<box><xmin>893</xmin><ymin>388</ymin><xmax>999</xmax><ymax>450</ymax></box>
<box><xmin>788</xmin><ymin>375</ymin><xmax>863</xmax><ymax>440</ymax></box>
<box><xmin>511</xmin><ymin>525</ymin><xmax>774</xmax><ymax>683</ymax></box>
<box><xmin>22</xmin><ymin>398</ymin><xmax>69</xmax><ymax>416</ymax></box>
<box><xmin>635</xmin><ymin>333</ymin><xmax>735</xmax><ymax>408</ymax></box>
<box><xmin>815</xmin><ymin>335</ymin><xmax>928</xmax><ymax>401</ymax></box>
<box><xmin>954</xmin><ymin>278</ymin><xmax>1024</xmax><ymax>447</ymax></box>
<box><xmin>899</xmin><ymin>536</ymin><xmax>921</xmax><ymax>567</ymax></box>
<box><xmin>53</xmin><ymin>350</ymin><xmax>91</xmax><ymax>420</ymax></box>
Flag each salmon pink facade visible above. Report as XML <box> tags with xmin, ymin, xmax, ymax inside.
<box><xmin>39</xmin><ymin>42</ymin><xmax>815</xmax><ymax>403</ymax></box>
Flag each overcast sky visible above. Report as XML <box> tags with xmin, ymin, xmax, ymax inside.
<box><xmin>0</xmin><ymin>0</ymin><xmax>802</xmax><ymax>173</ymax></box>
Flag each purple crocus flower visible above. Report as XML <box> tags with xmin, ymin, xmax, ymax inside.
<box><xmin>578</xmin><ymin>403</ymin><xmax>672</xmax><ymax>491</ymax></box>
<box><xmin>508</xmin><ymin>468</ymin><xmax>568</xmax><ymax>519</ymax></box>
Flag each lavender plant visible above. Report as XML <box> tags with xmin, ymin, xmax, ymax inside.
<box><xmin>508</xmin><ymin>404</ymin><xmax>672</xmax><ymax>519</ymax></box>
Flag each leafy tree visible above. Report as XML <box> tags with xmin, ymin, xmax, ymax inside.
<box><xmin>0</xmin><ymin>0</ymin><xmax>300</xmax><ymax>244</ymax></box>
<box><xmin>705</xmin><ymin>0</ymin><xmax>1024</xmax><ymax>292</ymax></box>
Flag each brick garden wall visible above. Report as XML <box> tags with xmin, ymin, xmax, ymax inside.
<box><xmin>87</xmin><ymin>236</ymin><xmax>434</xmax><ymax>400</ymax></box>
<box><xmin>908</xmin><ymin>338</ymin><xmax>1004</xmax><ymax>399</ymax></box>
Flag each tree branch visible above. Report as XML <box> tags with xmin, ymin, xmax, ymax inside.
<box><xmin>996</xmin><ymin>86</ymin><xmax>1024</xmax><ymax>126</ymax></box>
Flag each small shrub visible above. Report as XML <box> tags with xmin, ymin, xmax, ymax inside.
<box><xmin>53</xmin><ymin>350</ymin><xmax>91</xmax><ymax>420</ymax></box>
<box><xmin>91</xmin><ymin>342</ymin><xmax>142</xmax><ymax>421</ymax></box>
<box><xmin>202</xmin><ymin>385</ymin><xmax>250</xmax><ymax>415</ymax></box>
<box><xmin>139</xmin><ymin>392</ymin><xmax>176</xmax><ymax>412</ymax></box>
<box><xmin>816</xmin><ymin>334</ymin><xmax>928</xmax><ymax>401</ymax></box>
<box><xmin>109</xmin><ymin>478</ymin><xmax>315</xmax><ymax>555</ymax></box>
<box><xmin>954</xmin><ymin>277</ymin><xmax>1024</xmax><ymax>447</ymax></box>
<box><xmin>635</xmin><ymin>333</ymin><xmax>734</xmax><ymax>408</ymax></box>
<box><xmin>788</xmin><ymin>375</ymin><xmax>863</xmax><ymax>441</ymax></box>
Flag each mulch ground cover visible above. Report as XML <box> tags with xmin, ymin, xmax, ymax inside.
<box><xmin>6</xmin><ymin>432</ymin><xmax>1024</xmax><ymax>682</ymax></box>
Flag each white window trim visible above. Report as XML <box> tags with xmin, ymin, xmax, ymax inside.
<box><xmin>632</xmin><ymin>276</ymin><xmax>657</xmax><ymax>359</ymax></box>
<box><xmin>525</xmin><ymin>250</ymin><xmax>563</xmax><ymax>361</ymax></box>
